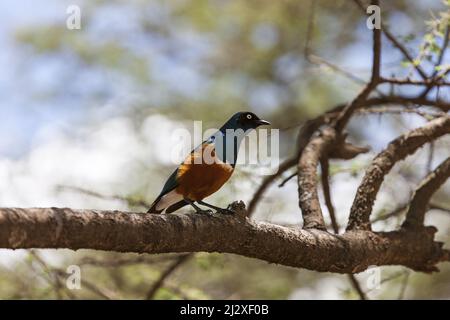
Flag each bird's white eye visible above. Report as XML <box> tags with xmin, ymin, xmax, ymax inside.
<box><xmin>246</xmin><ymin>114</ymin><xmax>252</xmax><ymax>120</ymax></box>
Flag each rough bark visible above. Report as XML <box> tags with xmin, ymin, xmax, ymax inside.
<box><xmin>298</xmin><ymin>128</ymin><xmax>336</xmax><ymax>229</ymax></box>
<box><xmin>0</xmin><ymin>203</ymin><xmax>447</xmax><ymax>273</ymax></box>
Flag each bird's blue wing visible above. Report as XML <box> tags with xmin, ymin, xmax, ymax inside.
<box><xmin>155</xmin><ymin>131</ymin><xmax>220</xmax><ymax>199</ymax></box>
<box><xmin>148</xmin><ymin>132</ymin><xmax>220</xmax><ymax>213</ymax></box>
<box><xmin>158</xmin><ymin>168</ymin><xmax>179</xmax><ymax>197</ymax></box>
<box><xmin>148</xmin><ymin>168</ymin><xmax>180</xmax><ymax>213</ymax></box>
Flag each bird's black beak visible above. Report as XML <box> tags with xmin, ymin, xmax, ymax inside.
<box><xmin>254</xmin><ymin>119</ymin><xmax>271</xmax><ymax>126</ymax></box>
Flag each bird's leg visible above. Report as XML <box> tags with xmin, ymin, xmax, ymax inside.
<box><xmin>185</xmin><ymin>199</ymin><xmax>214</xmax><ymax>216</ymax></box>
<box><xmin>198</xmin><ymin>200</ymin><xmax>235</xmax><ymax>215</ymax></box>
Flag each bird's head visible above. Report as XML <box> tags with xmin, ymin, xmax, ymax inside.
<box><xmin>219</xmin><ymin>111</ymin><xmax>270</xmax><ymax>133</ymax></box>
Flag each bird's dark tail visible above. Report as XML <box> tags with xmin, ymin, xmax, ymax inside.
<box><xmin>147</xmin><ymin>197</ymin><xmax>188</xmax><ymax>214</ymax></box>
<box><xmin>147</xmin><ymin>197</ymin><xmax>164</xmax><ymax>214</ymax></box>
<box><xmin>165</xmin><ymin>200</ymin><xmax>189</xmax><ymax>213</ymax></box>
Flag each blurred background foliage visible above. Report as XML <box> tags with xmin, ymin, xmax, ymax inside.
<box><xmin>0</xmin><ymin>0</ymin><xmax>449</xmax><ymax>299</ymax></box>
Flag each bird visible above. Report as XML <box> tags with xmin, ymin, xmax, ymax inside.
<box><xmin>148</xmin><ymin>111</ymin><xmax>270</xmax><ymax>215</ymax></box>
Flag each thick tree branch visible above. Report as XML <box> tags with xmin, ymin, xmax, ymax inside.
<box><xmin>347</xmin><ymin>116</ymin><xmax>450</xmax><ymax>231</ymax></box>
<box><xmin>0</xmin><ymin>203</ymin><xmax>447</xmax><ymax>273</ymax></box>
<box><xmin>382</xmin><ymin>28</ymin><xmax>427</xmax><ymax>80</ymax></box>
<box><xmin>403</xmin><ymin>157</ymin><xmax>450</xmax><ymax>228</ymax></box>
<box><xmin>0</xmin><ymin>203</ymin><xmax>448</xmax><ymax>273</ymax></box>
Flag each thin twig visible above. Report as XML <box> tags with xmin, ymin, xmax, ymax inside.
<box><xmin>305</xmin><ymin>0</ymin><xmax>377</xmax><ymax>88</ymax></box>
<box><xmin>29</xmin><ymin>251</ymin><xmax>70</xmax><ymax>299</ymax></box>
<box><xmin>80</xmin><ymin>254</ymin><xmax>186</xmax><ymax>267</ymax></box>
<box><xmin>145</xmin><ymin>254</ymin><xmax>192</xmax><ymax>300</ymax></box>
<box><xmin>420</xmin><ymin>23</ymin><xmax>450</xmax><ymax>97</ymax></box>
<box><xmin>397</xmin><ymin>271</ymin><xmax>410</xmax><ymax>300</ymax></box>
<box><xmin>278</xmin><ymin>171</ymin><xmax>298</xmax><ymax>187</ymax></box>
<box><xmin>320</xmin><ymin>160</ymin><xmax>368</xmax><ymax>300</ymax></box>
<box><xmin>427</xmin><ymin>142</ymin><xmax>434</xmax><ymax>174</ymax></box>
<box><xmin>1</xmin><ymin>206</ymin><xmax>448</xmax><ymax>273</ymax></box>
<box><xmin>381</xmin><ymin>78</ymin><xmax>450</xmax><ymax>86</ymax></box>
<box><xmin>247</xmin><ymin>158</ymin><xmax>297</xmax><ymax>217</ymax></box>
<box><xmin>403</xmin><ymin>157</ymin><xmax>450</xmax><ymax>228</ymax></box>
<box><xmin>347</xmin><ymin>274</ymin><xmax>368</xmax><ymax>300</ymax></box>
<box><xmin>56</xmin><ymin>269</ymin><xmax>117</xmax><ymax>300</ymax></box>
<box><xmin>30</xmin><ymin>250</ymin><xmax>117</xmax><ymax>300</ymax></box>
<box><xmin>56</xmin><ymin>185</ymin><xmax>151</xmax><ymax>208</ymax></box>
<box><xmin>352</xmin><ymin>0</ymin><xmax>427</xmax><ymax>79</ymax></box>
<box><xmin>320</xmin><ymin>159</ymin><xmax>339</xmax><ymax>233</ymax></box>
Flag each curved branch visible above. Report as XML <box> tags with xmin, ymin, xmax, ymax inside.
<box><xmin>298</xmin><ymin>128</ymin><xmax>337</xmax><ymax>229</ymax></box>
<box><xmin>347</xmin><ymin>116</ymin><xmax>450</xmax><ymax>231</ymax></box>
<box><xmin>403</xmin><ymin>157</ymin><xmax>450</xmax><ymax>228</ymax></box>
<box><xmin>298</xmin><ymin>126</ymin><xmax>368</xmax><ymax>230</ymax></box>
<box><xmin>0</xmin><ymin>203</ymin><xmax>447</xmax><ymax>273</ymax></box>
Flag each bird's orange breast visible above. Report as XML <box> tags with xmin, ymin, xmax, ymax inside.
<box><xmin>176</xmin><ymin>143</ymin><xmax>234</xmax><ymax>201</ymax></box>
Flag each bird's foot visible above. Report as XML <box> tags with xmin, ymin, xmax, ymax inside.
<box><xmin>216</xmin><ymin>206</ymin><xmax>235</xmax><ymax>215</ymax></box>
<box><xmin>194</xmin><ymin>209</ymin><xmax>215</xmax><ymax>217</ymax></box>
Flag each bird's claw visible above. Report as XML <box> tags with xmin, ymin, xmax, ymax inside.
<box><xmin>195</xmin><ymin>209</ymin><xmax>215</xmax><ymax>217</ymax></box>
<box><xmin>217</xmin><ymin>207</ymin><xmax>235</xmax><ymax>215</ymax></box>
